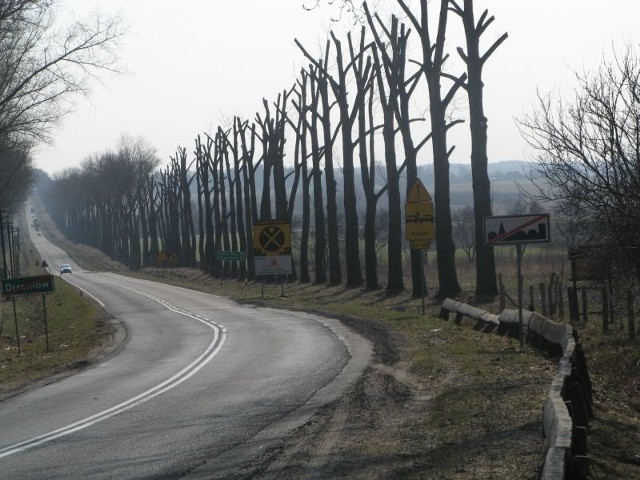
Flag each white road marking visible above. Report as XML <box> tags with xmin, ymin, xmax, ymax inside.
<box><xmin>60</xmin><ymin>276</ymin><xmax>106</xmax><ymax>308</ymax></box>
<box><xmin>0</xmin><ymin>282</ymin><xmax>227</xmax><ymax>459</ymax></box>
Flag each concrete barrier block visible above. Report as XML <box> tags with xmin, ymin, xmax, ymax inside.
<box><xmin>481</xmin><ymin>312</ymin><xmax>499</xmax><ymax>325</ymax></box>
<box><xmin>499</xmin><ymin>309</ymin><xmax>520</xmax><ymax>324</ymax></box>
<box><xmin>563</xmin><ymin>337</ymin><xmax>576</xmax><ymax>359</ymax></box>
<box><xmin>544</xmin><ymin>397</ymin><xmax>572</xmax><ymax>449</ymax></box>
<box><xmin>441</xmin><ymin>298</ymin><xmax>461</xmax><ymax>313</ymax></box>
<box><xmin>457</xmin><ymin>303</ymin><xmax>485</xmax><ymax>320</ymax></box>
<box><xmin>541</xmin><ymin>446</ymin><xmax>568</xmax><ymax>480</ymax></box>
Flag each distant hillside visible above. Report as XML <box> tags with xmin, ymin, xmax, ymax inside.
<box><xmin>418</xmin><ymin>160</ymin><xmax>534</xmax><ymax>184</ymax></box>
<box><xmin>199</xmin><ymin>160</ymin><xmax>536</xmax><ymax>219</ymax></box>
<box><xmin>416</xmin><ymin>161</ymin><xmax>537</xmax><ymax>213</ymax></box>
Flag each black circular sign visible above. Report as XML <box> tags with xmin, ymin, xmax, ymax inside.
<box><xmin>259</xmin><ymin>226</ymin><xmax>285</xmax><ymax>253</ymax></box>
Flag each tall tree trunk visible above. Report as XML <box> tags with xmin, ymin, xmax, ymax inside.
<box><xmin>259</xmin><ymin>125</ymin><xmax>273</xmax><ymax>221</ymax></box>
<box><xmin>372</xmin><ymin>46</ymin><xmax>404</xmax><ymax>291</ymax></box>
<box><xmin>332</xmin><ymin>32</ymin><xmax>367</xmax><ymax>287</ymax></box>
<box><xmin>233</xmin><ymin>119</ymin><xmax>247</xmax><ymax>280</ymax></box>
<box><xmin>218</xmin><ymin>134</ymin><xmax>230</xmax><ymax>278</ymax></box>
<box><xmin>221</xmin><ymin>131</ymin><xmax>240</xmax><ymax>279</ymax></box>
<box><xmin>399</xmin><ymin>0</ymin><xmax>464</xmax><ymax>298</ymax></box>
<box><xmin>318</xmin><ymin>68</ymin><xmax>341</xmax><ymax>284</ymax></box>
<box><xmin>359</xmin><ymin>60</ymin><xmax>379</xmax><ymax>290</ymax></box>
<box><xmin>308</xmin><ymin>70</ymin><xmax>327</xmax><ymax>284</ymax></box>
<box><xmin>452</xmin><ymin>0</ymin><xmax>507</xmax><ymax>299</ymax></box>
<box><xmin>296</xmin><ymin>41</ymin><xmax>341</xmax><ymax>284</ymax></box>
<box><xmin>239</xmin><ymin>124</ymin><xmax>257</xmax><ymax>279</ymax></box>
<box><xmin>195</xmin><ymin>137</ymin><xmax>206</xmax><ymax>267</ymax></box>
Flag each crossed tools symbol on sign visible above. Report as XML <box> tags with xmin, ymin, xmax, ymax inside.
<box><xmin>259</xmin><ymin>226</ymin><xmax>285</xmax><ymax>253</ymax></box>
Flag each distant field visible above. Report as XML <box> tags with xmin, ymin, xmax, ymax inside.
<box><xmin>449</xmin><ymin>178</ymin><xmax>538</xmax><ymax>213</ymax></box>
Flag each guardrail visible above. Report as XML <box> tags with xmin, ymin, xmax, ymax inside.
<box><xmin>439</xmin><ymin>299</ymin><xmax>593</xmax><ymax>479</ymax></box>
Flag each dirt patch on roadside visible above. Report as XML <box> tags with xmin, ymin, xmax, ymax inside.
<box><xmin>216</xmin><ymin>317</ymin><xmax>547</xmax><ymax>480</ymax></box>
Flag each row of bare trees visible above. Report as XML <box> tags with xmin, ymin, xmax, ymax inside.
<box><xmin>0</xmin><ymin>1</ymin><xmax>124</xmax><ymax>277</ymax></box>
<box><xmin>41</xmin><ymin>0</ymin><xmax>506</xmax><ymax>299</ymax></box>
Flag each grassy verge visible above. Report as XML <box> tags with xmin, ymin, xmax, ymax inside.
<box><xmin>0</xmin><ymin>209</ymin><xmax>114</xmax><ymax>398</ymax></box>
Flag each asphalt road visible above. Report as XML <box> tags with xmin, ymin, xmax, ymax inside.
<box><xmin>0</xmin><ymin>210</ymin><xmax>372</xmax><ymax>479</ymax></box>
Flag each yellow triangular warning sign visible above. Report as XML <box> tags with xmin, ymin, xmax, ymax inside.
<box><xmin>407</xmin><ymin>179</ymin><xmax>432</xmax><ymax>203</ymax></box>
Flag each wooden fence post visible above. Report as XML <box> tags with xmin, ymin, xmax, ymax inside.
<box><xmin>582</xmin><ymin>289</ymin><xmax>589</xmax><ymax>324</ymax></box>
<box><xmin>602</xmin><ymin>288</ymin><xmax>609</xmax><ymax>334</ymax></box>
<box><xmin>557</xmin><ymin>280</ymin><xmax>564</xmax><ymax>319</ymax></box>
<box><xmin>568</xmin><ymin>287</ymin><xmax>577</xmax><ymax>324</ymax></box>
<box><xmin>548</xmin><ymin>273</ymin><xmax>556</xmax><ymax>316</ymax></box>
<box><xmin>627</xmin><ymin>290</ymin><xmax>636</xmax><ymax>340</ymax></box>
<box><xmin>499</xmin><ymin>273</ymin><xmax>506</xmax><ymax>312</ymax></box>
<box><xmin>539</xmin><ymin>282</ymin><xmax>548</xmax><ymax>316</ymax></box>
<box><xmin>529</xmin><ymin>285</ymin><xmax>535</xmax><ymax>311</ymax></box>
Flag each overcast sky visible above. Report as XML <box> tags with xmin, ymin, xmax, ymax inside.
<box><xmin>34</xmin><ymin>1</ymin><xmax>640</xmax><ymax>175</ymax></box>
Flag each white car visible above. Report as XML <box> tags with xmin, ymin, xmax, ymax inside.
<box><xmin>60</xmin><ymin>264</ymin><xmax>72</xmax><ymax>275</ymax></box>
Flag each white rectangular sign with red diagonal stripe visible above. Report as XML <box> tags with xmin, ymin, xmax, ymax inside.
<box><xmin>483</xmin><ymin>214</ymin><xmax>550</xmax><ymax>246</ymax></box>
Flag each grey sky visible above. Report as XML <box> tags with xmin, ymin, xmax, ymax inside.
<box><xmin>34</xmin><ymin>1</ymin><xmax>640</xmax><ymax>174</ymax></box>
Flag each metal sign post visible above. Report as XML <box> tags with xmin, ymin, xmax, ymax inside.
<box><xmin>516</xmin><ymin>244</ymin><xmax>524</xmax><ymax>347</ymax></box>
<box><xmin>421</xmin><ymin>249</ymin><xmax>428</xmax><ymax>315</ymax></box>
<box><xmin>12</xmin><ymin>297</ymin><xmax>20</xmax><ymax>356</ymax></box>
<box><xmin>484</xmin><ymin>214</ymin><xmax>551</xmax><ymax>347</ymax></box>
<box><xmin>2</xmin><ymin>274</ymin><xmax>55</xmax><ymax>355</ymax></box>
<box><xmin>42</xmin><ymin>293</ymin><xmax>50</xmax><ymax>353</ymax></box>
<box><xmin>405</xmin><ymin>179</ymin><xmax>434</xmax><ymax>315</ymax></box>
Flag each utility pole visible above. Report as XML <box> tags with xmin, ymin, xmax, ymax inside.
<box><xmin>0</xmin><ymin>210</ymin><xmax>6</xmax><ymax>279</ymax></box>
<box><xmin>6</xmin><ymin>222</ymin><xmax>13</xmax><ymax>278</ymax></box>
<box><xmin>14</xmin><ymin>227</ymin><xmax>20</xmax><ymax>277</ymax></box>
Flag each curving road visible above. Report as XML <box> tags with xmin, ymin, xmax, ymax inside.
<box><xmin>0</xmin><ymin>209</ymin><xmax>372</xmax><ymax>479</ymax></box>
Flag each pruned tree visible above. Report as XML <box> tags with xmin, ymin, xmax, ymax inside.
<box><xmin>297</xmin><ymin>66</ymin><xmax>328</xmax><ymax>284</ymax></box>
<box><xmin>356</xmin><ymin>45</ymin><xmax>386</xmax><ymax>290</ymax></box>
<box><xmin>290</xmin><ymin>71</ymin><xmax>314</xmax><ymax>283</ymax></box>
<box><xmin>238</xmin><ymin>120</ymin><xmax>259</xmax><ymax>279</ymax></box>
<box><xmin>195</xmin><ymin>134</ymin><xmax>216</xmax><ymax>273</ymax></box>
<box><xmin>295</xmin><ymin>40</ymin><xmax>342</xmax><ymax>284</ymax></box>
<box><xmin>175</xmin><ymin>147</ymin><xmax>197</xmax><ymax>266</ymax></box>
<box><xmin>397</xmin><ymin>0</ymin><xmax>465</xmax><ymax>298</ymax></box>
<box><xmin>230</xmin><ymin>118</ymin><xmax>248</xmax><ymax>280</ymax></box>
<box><xmin>370</xmin><ymin>42</ymin><xmax>404</xmax><ymax>291</ymax></box>
<box><xmin>364</xmin><ymin>3</ymin><xmax>433</xmax><ymax>296</ymax></box>
<box><xmin>450</xmin><ymin>0</ymin><xmax>507</xmax><ymax>299</ymax></box>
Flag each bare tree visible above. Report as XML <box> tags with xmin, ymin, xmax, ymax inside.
<box><xmin>0</xmin><ymin>137</ymin><xmax>33</xmax><ymax>212</ymax></box>
<box><xmin>364</xmin><ymin>4</ymin><xmax>433</xmax><ymax>296</ymax></box>
<box><xmin>370</xmin><ymin>42</ymin><xmax>405</xmax><ymax>291</ymax></box>
<box><xmin>295</xmin><ymin>41</ymin><xmax>342</xmax><ymax>284</ymax></box>
<box><xmin>397</xmin><ymin>0</ymin><xmax>466</xmax><ymax>298</ymax></box>
<box><xmin>519</xmin><ymin>45</ymin><xmax>640</xmax><ymax>281</ymax></box>
<box><xmin>450</xmin><ymin>0</ymin><xmax>507</xmax><ymax>299</ymax></box>
<box><xmin>0</xmin><ymin>0</ymin><xmax>124</xmax><ymax>144</ymax></box>
<box><xmin>452</xmin><ymin>205</ymin><xmax>475</xmax><ymax>261</ymax></box>
<box><xmin>44</xmin><ymin>136</ymin><xmax>158</xmax><ymax>269</ymax></box>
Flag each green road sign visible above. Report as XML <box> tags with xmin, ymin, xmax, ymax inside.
<box><xmin>216</xmin><ymin>251</ymin><xmax>246</xmax><ymax>262</ymax></box>
<box><xmin>1</xmin><ymin>274</ymin><xmax>54</xmax><ymax>296</ymax></box>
